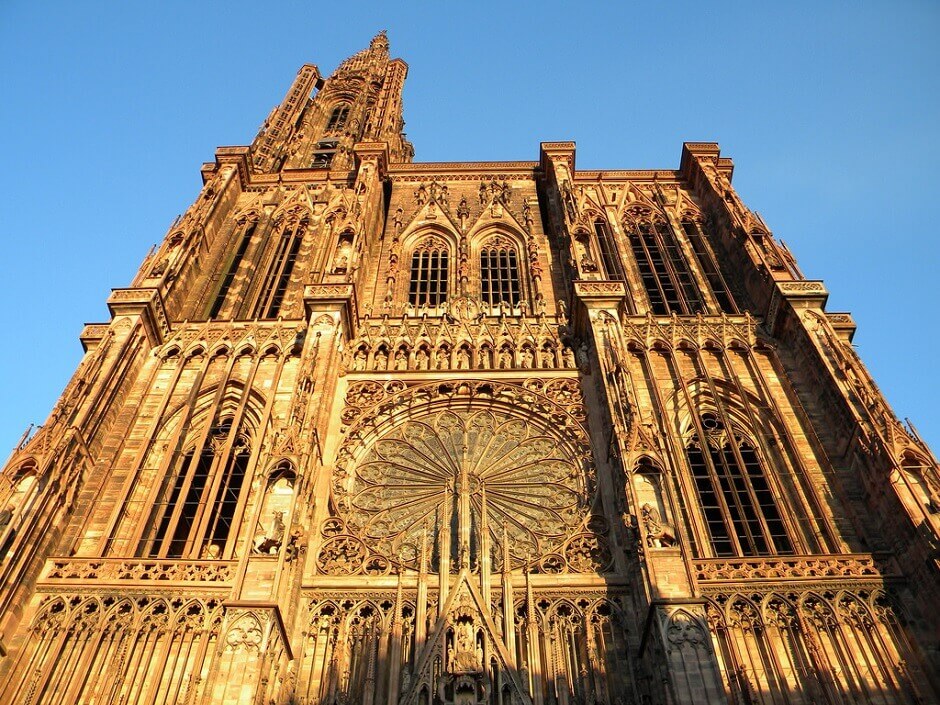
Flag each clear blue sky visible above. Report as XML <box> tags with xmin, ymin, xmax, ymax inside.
<box><xmin>1</xmin><ymin>1</ymin><xmax>938</xmax><ymax>454</ymax></box>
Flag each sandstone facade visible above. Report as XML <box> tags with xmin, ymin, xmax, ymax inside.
<box><xmin>0</xmin><ymin>33</ymin><xmax>938</xmax><ymax>705</ymax></box>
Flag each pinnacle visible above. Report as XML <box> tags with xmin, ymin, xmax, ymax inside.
<box><xmin>371</xmin><ymin>29</ymin><xmax>389</xmax><ymax>48</ymax></box>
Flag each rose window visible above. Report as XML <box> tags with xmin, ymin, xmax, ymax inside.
<box><xmin>337</xmin><ymin>407</ymin><xmax>589</xmax><ymax>569</ymax></box>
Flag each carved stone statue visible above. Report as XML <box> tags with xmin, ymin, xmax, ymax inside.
<box><xmin>520</xmin><ymin>347</ymin><xmax>534</xmax><ymax>369</ymax></box>
<box><xmin>562</xmin><ymin>346</ymin><xmax>576</xmax><ymax>369</ymax></box>
<box><xmin>641</xmin><ymin>503</ymin><xmax>676</xmax><ymax>548</ymax></box>
<box><xmin>353</xmin><ymin>348</ymin><xmax>367</xmax><ymax>371</ymax></box>
<box><xmin>395</xmin><ymin>348</ymin><xmax>408</xmax><ymax>370</ymax></box>
<box><xmin>498</xmin><ymin>348</ymin><xmax>512</xmax><ymax>369</ymax></box>
<box><xmin>374</xmin><ymin>348</ymin><xmax>388</xmax><ymax>371</ymax></box>
<box><xmin>415</xmin><ymin>348</ymin><xmax>429</xmax><ymax>370</ymax></box>
<box><xmin>256</xmin><ymin>510</ymin><xmax>286</xmax><ymax>554</ymax></box>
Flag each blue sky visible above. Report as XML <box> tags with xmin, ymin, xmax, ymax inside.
<box><xmin>0</xmin><ymin>1</ymin><xmax>938</xmax><ymax>453</ymax></box>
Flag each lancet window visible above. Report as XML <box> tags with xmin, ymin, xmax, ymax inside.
<box><xmin>326</xmin><ymin>104</ymin><xmax>350</xmax><ymax>131</ymax></box>
<box><xmin>254</xmin><ymin>220</ymin><xmax>305</xmax><ymax>319</ymax></box>
<box><xmin>209</xmin><ymin>218</ymin><xmax>257</xmax><ymax>319</ymax></box>
<box><xmin>594</xmin><ymin>218</ymin><xmax>625</xmax><ymax>280</ymax></box>
<box><xmin>685</xmin><ymin>413</ymin><xmax>791</xmax><ymax>557</ymax></box>
<box><xmin>140</xmin><ymin>416</ymin><xmax>252</xmax><ymax>559</ymax></box>
<box><xmin>627</xmin><ymin>215</ymin><xmax>704</xmax><ymax>315</ymax></box>
<box><xmin>408</xmin><ymin>239</ymin><xmax>449</xmax><ymax>308</ymax></box>
<box><xmin>480</xmin><ymin>241</ymin><xmax>521</xmax><ymax>308</ymax></box>
<box><xmin>681</xmin><ymin>218</ymin><xmax>738</xmax><ymax>313</ymax></box>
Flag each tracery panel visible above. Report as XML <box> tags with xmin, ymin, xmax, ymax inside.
<box><xmin>332</xmin><ymin>403</ymin><xmax>591</xmax><ymax>572</ymax></box>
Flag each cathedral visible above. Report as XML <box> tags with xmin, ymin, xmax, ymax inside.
<box><xmin>2</xmin><ymin>32</ymin><xmax>939</xmax><ymax>705</ymax></box>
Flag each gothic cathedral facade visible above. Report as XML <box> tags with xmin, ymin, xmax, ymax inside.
<box><xmin>1</xmin><ymin>33</ymin><xmax>938</xmax><ymax>705</ymax></box>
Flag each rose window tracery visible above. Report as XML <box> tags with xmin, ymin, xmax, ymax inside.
<box><xmin>334</xmin><ymin>406</ymin><xmax>593</xmax><ymax>570</ymax></box>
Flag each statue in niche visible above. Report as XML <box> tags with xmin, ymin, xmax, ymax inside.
<box><xmin>353</xmin><ymin>348</ymin><xmax>367</xmax><ymax>371</ymax></box>
<box><xmin>256</xmin><ymin>510</ymin><xmax>286</xmax><ymax>554</ymax></box>
<box><xmin>415</xmin><ymin>347</ymin><xmax>430</xmax><ymax>370</ymax></box>
<box><xmin>540</xmin><ymin>347</ymin><xmax>555</xmax><ymax>369</ymax></box>
<box><xmin>395</xmin><ymin>348</ymin><xmax>408</xmax><ymax>370</ymax></box>
<box><xmin>450</xmin><ymin>621</ymin><xmax>482</xmax><ymax>674</ymax></box>
<box><xmin>561</xmin><ymin>345</ymin><xmax>576</xmax><ymax>369</ymax></box>
<box><xmin>456</xmin><ymin>347</ymin><xmax>470</xmax><ymax>370</ymax></box>
<box><xmin>520</xmin><ymin>347</ymin><xmax>534</xmax><ymax>369</ymax></box>
<box><xmin>332</xmin><ymin>237</ymin><xmax>352</xmax><ymax>274</ymax></box>
<box><xmin>498</xmin><ymin>347</ymin><xmax>513</xmax><ymax>369</ymax></box>
<box><xmin>435</xmin><ymin>347</ymin><xmax>449</xmax><ymax>370</ymax></box>
<box><xmin>641</xmin><ymin>503</ymin><xmax>676</xmax><ymax>548</ymax></box>
<box><xmin>374</xmin><ymin>348</ymin><xmax>388</xmax><ymax>370</ymax></box>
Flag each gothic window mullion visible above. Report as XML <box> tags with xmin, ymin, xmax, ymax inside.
<box><xmin>265</xmin><ymin>226</ymin><xmax>304</xmax><ymax>317</ymax></box>
<box><xmin>723</xmin><ymin>427</ymin><xmax>779</xmax><ymax>555</ymax></box>
<box><xmin>508</xmin><ymin>249</ymin><xmax>520</xmax><ymax>305</ymax></box>
<box><xmin>146</xmin><ymin>448</ymin><xmax>194</xmax><ymax>557</ymax></box>
<box><xmin>682</xmin><ymin>220</ymin><xmax>738</xmax><ymax>314</ymax></box>
<box><xmin>190</xmin><ymin>423</ymin><xmax>240</xmax><ymax>557</ymax></box>
<box><xmin>653</xmin><ymin>221</ymin><xmax>698</xmax><ymax>315</ymax></box>
<box><xmin>630</xmin><ymin>231</ymin><xmax>668</xmax><ymax>315</ymax></box>
<box><xmin>204</xmin><ymin>442</ymin><xmax>251</xmax><ymax>555</ymax></box>
<box><xmin>209</xmin><ymin>220</ymin><xmax>256</xmax><ymax>319</ymax></box>
<box><xmin>170</xmin><ymin>446</ymin><xmax>221</xmax><ymax>558</ymax></box>
<box><xmin>688</xmin><ymin>416</ymin><xmax>743</xmax><ymax>556</ymax></box>
<box><xmin>594</xmin><ymin>220</ymin><xmax>624</xmax><ymax>281</ymax></box>
<box><xmin>439</xmin><ymin>251</ymin><xmax>449</xmax><ymax>306</ymax></box>
<box><xmin>154</xmin><ymin>437</ymin><xmax>213</xmax><ymax>559</ymax></box>
<box><xmin>481</xmin><ymin>250</ymin><xmax>492</xmax><ymax>304</ymax></box>
<box><xmin>253</xmin><ymin>227</ymin><xmax>292</xmax><ymax>318</ymax></box>
<box><xmin>715</xmin><ymin>440</ymin><xmax>765</xmax><ymax>555</ymax></box>
<box><xmin>741</xmin><ymin>444</ymin><xmax>793</xmax><ymax>554</ymax></box>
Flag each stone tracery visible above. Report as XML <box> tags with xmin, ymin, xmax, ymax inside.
<box><xmin>328</xmin><ymin>380</ymin><xmax>602</xmax><ymax>575</ymax></box>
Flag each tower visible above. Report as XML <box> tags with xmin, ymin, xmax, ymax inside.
<box><xmin>1</xmin><ymin>33</ymin><xmax>938</xmax><ymax>704</ymax></box>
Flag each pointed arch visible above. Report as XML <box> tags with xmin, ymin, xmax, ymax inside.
<box><xmin>684</xmin><ymin>408</ymin><xmax>792</xmax><ymax>557</ymax></box>
<box><xmin>622</xmin><ymin>204</ymin><xmax>704</xmax><ymax>314</ymax></box>
<box><xmin>474</xmin><ymin>227</ymin><xmax>525</xmax><ymax>311</ymax></box>
<box><xmin>405</xmin><ymin>228</ymin><xmax>455</xmax><ymax>310</ymax></box>
<box><xmin>253</xmin><ymin>207</ymin><xmax>310</xmax><ymax>319</ymax></box>
<box><xmin>209</xmin><ymin>213</ymin><xmax>260</xmax><ymax>319</ymax></box>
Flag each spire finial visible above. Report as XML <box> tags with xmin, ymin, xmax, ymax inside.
<box><xmin>371</xmin><ymin>30</ymin><xmax>389</xmax><ymax>51</ymax></box>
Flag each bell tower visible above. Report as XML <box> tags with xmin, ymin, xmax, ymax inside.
<box><xmin>252</xmin><ymin>30</ymin><xmax>412</xmax><ymax>175</ymax></box>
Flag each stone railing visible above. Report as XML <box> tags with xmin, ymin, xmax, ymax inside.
<box><xmin>41</xmin><ymin>558</ymin><xmax>236</xmax><ymax>586</ymax></box>
<box><xmin>693</xmin><ymin>554</ymin><xmax>894</xmax><ymax>585</ymax></box>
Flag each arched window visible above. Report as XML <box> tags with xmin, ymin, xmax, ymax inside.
<box><xmin>685</xmin><ymin>413</ymin><xmax>791</xmax><ymax>557</ymax></box>
<box><xmin>326</xmin><ymin>104</ymin><xmax>350</xmax><ymax>131</ymax></box>
<box><xmin>408</xmin><ymin>240</ymin><xmax>449</xmax><ymax>308</ymax></box>
<box><xmin>254</xmin><ymin>221</ymin><xmax>305</xmax><ymax>319</ymax></box>
<box><xmin>628</xmin><ymin>216</ymin><xmax>703</xmax><ymax>315</ymax></box>
<box><xmin>209</xmin><ymin>219</ymin><xmax>257</xmax><ymax>319</ymax></box>
<box><xmin>480</xmin><ymin>242</ymin><xmax>521</xmax><ymax>307</ymax></box>
<box><xmin>681</xmin><ymin>218</ymin><xmax>737</xmax><ymax>313</ymax></box>
<box><xmin>142</xmin><ymin>417</ymin><xmax>252</xmax><ymax>559</ymax></box>
<box><xmin>593</xmin><ymin>219</ymin><xmax>624</xmax><ymax>280</ymax></box>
